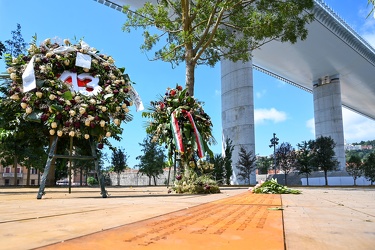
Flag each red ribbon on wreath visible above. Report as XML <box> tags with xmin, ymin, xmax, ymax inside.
<box><xmin>170</xmin><ymin>109</ymin><xmax>205</xmax><ymax>158</ymax></box>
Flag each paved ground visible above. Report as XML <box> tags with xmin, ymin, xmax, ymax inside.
<box><xmin>0</xmin><ymin>186</ymin><xmax>374</xmax><ymax>250</ymax></box>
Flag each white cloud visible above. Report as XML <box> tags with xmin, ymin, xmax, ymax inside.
<box><xmin>343</xmin><ymin>108</ymin><xmax>375</xmax><ymax>143</ymax></box>
<box><xmin>306</xmin><ymin>118</ymin><xmax>315</xmax><ymax>136</ymax></box>
<box><xmin>255</xmin><ymin>89</ymin><xmax>266</xmax><ymax>99</ymax></box>
<box><xmin>254</xmin><ymin>108</ymin><xmax>287</xmax><ymax>125</ymax></box>
<box><xmin>302</xmin><ymin>110</ymin><xmax>375</xmax><ymax>143</ymax></box>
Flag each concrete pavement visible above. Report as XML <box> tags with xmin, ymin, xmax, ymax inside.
<box><xmin>0</xmin><ymin>186</ymin><xmax>374</xmax><ymax>249</ymax></box>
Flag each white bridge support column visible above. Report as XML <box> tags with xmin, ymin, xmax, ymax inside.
<box><xmin>221</xmin><ymin>59</ymin><xmax>256</xmax><ymax>185</ymax></box>
<box><xmin>313</xmin><ymin>75</ymin><xmax>346</xmax><ymax>170</ymax></box>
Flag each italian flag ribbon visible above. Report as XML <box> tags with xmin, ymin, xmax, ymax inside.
<box><xmin>170</xmin><ymin>110</ymin><xmax>205</xmax><ymax>158</ymax></box>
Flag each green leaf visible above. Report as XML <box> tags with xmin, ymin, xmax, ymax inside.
<box><xmin>62</xmin><ymin>91</ymin><xmax>73</xmax><ymax>100</ymax></box>
<box><xmin>51</xmin><ymin>104</ymin><xmax>63</xmax><ymax>112</ymax></box>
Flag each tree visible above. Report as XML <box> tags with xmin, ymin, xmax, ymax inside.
<box><xmin>136</xmin><ymin>135</ymin><xmax>166</xmax><ymax>186</ymax></box>
<box><xmin>0</xmin><ymin>41</ymin><xmax>5</xmax><ymax>59</ymax></box>
<box><xmin>4</xmin><ymin>24</ymin><xmax>27</xmax><ymax>65</ymax></box>
<box><xmin>223</xmin><ymin>137</ymin><xmax>234</xmax><ymax>185</ymax></box>
<box><xmin>236</xmin><ymin>146</ymin><xmax>256</xmax><ymax>185</ymax></box>
<box><xmin>256</xmin><ymin>156</ymin><xmax>272</xmax><ymax>175</ymax></box>
<box><xmin>310</xmin><ymin>136</ymin><xmax>339</xmax><ymax>186</ymax></box>
<box><xmin>346</xmin><ymin>155</ymin><xmax>363</xmax><ymax>186</ymax></box>
<box><xmin>363</xmin><ymin>152</ymin><xmax>375</xmax><ymax>185</ymax></box>
<box><xmin>211</xmin><ymin>154</ymin><xmax>225</xmax><ymax>184</ymax></box>
<box><xmin>296</xmin><ymin>140</ymin><xmax>314</xmax><ymax>186</ymax></box>
<box><xmin>111</xmin><ymin>148</ymin><xmax>129</xmax><ymax>186</ymax></box>
<box><xmin>123</xmin><ymin>0</ymin><xmax>314</xmax><ymax>95</ymax></box>
<box><xmin>275</xmin><ymin>142</ymin><xmax>297</xmax><ymax>186</ymax></box>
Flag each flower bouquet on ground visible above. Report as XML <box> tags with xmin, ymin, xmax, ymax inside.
<box><xmin>5</xmin><ymin>36</ymin><xmax>142</xmax><ymax>148</ymax></box>
<box><xmin>143</xmin><ymin>85</ymin><xmax>219</xmax><ymax>194</ymax></box>
<box><xmin>250</xmin><ymin>178</ymin><xmax>301</xmax><ymax>194</ymax></box>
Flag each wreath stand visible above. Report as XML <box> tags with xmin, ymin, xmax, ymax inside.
<box><xmin>37</xmin><ymin>135</ymin><xmax>108</xmax><ymax>199</ymax></box>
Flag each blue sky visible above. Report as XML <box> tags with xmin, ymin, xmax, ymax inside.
<box><xmin>1</xmin><ymin>0</ymin><xmax>375</xmax><ymax>168</ymax></box>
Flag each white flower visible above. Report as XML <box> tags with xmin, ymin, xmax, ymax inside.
<box><xmin>49</xmin><ymin>129</ymin><xmax>55</xmax><ymax>135</ymax></box>
<box><xmin>20</xmin><ymin>103</ymin><xmax>27</xmax><ymax>109</ymax></box>
<box><xmin>84</xmin><ymin>134</ymin><xmax>90</xmax><ymax>139</ymax></box>
<box><xmin>69</xmin><ymin>110</ymin><xmax>76</xmax><ymax>116</ymax></box>
<box><xmin>101</xmin><ymin>106</ymin><xmax>107</xmax><ymax>112</ymax></box>
<box><xmin>57</xmin><ymin>130</ymin><xmax>63</xmax><ymax>137</ymax></box>
<box><xmin>51</xmin><ymin>122</ymin><xmax>57</xmax><ymax>128</ymax></box>
<box><xmin>26</xmin><ymin>107</ymin><xmax>32</xmax><ymax>114</ymax></box>
<box><xmin>46</xmin><ymin>52</ymin><xmax>54</xmax><ymax>58</ymax></box>
<box><xmin>36</xmin><ymin>92</ymin><xmax>43</xmax><ymax>98</ymax></box>
<box><xmin>6</xmin><ymin>67</ymin><xmax>14</xmax><ymax>74</ymax></box>
<box><xmin>65</xmin><ymin>100</ymin><xmax>71</xmax><ymax>106</ymax></box>
<box><xmin>83</xmin><ymin>68</ymin><xmax>90</xmax><ymax>72</ymax></box>
<box><xmin>49</xmin><ymin>94</ymin><xmax>56</xmax><ymax>100</ymax></box>
<box><xmin>64</xmin><ymin>39</ymin><xmax>70</xmax><ymax>46</ymax></box>
<box><xmin>129</xmin><ymin>101</ymin><xmax>133</xmax><ymax>106</ymax></box>
<box><xmin>85</xmin><ymin>119</ymin><xmax>91</xmax><ymax>126</ymax></box>
<box><xmin>116</xmin><ymin>106</ymin><xmax>121</xmax><ymax>112</ymax></box>
<box><xmin>10</xmin><ymin>73</ymin><xmax>17</xmax><ymax>81</ymax></box>
<box><xmin>74</xmin><ymin>96</ymin><xmax>81</xmax><ymax>102</ymax></box>
<box><xmin>43</xmin><ymin>38</ymin><xmax>51</xmax><ymax>45</ymax></box>
<box><xmin>100</xmin><ymin>120</ymin><xmax>106</xmax><ymax>127</ymax></box>
<box><xmin>89</xmin><ymin>99</ymin><xmax>96</xmax><ymax>105</ymax></box>
<box><xmin>79</xmin><ymin>107</ymin><xmax>86</xmax><ymax>114</ymax></box>
<box><xmin>114</xmin><ymin>119</ymin><xmax>120</xmax><ymax>126</ymax></box>
<box><xmin>107</xmin><ymin>56</ymin><xmax>114</xmax><ymax>64</ymax></box>
<box><xmin>122</xmin><ymin>103</ymin><xmax>127</xmax><ymax>109</ymax></box>
<box><xmin>35</xmin><ymin>57</ymin><xmax>41</xmax><ymax>63</ymax></box>
<box><xmin>64</xmin><ymin>59</ymin><xmax>70</xmax><ymax>66</ymax></box>
<box><xmin>106</xmin><ymin>132</ymin><xmax>111</xmax><ymax>137</ymax></box>
<box><xmin>69</xmin><ymin>131</ymin><xmax>75</xmax><ymax>137</ymax></box>
<box><xmin>124</xmin><ymin>107</ymin><xmax>129</xmax><ymax>113</ymax></box>
<box><xmin>10</xmin><ymin>94</ymin><xmax>19</xmax><ymax>100</ymax></box>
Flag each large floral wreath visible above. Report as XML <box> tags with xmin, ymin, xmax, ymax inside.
<box><xmin>143</xmin><ymin>85</ymin><xmax>216</xmax><ymax>164</ymax></box>
<box><xmin>6</xmin><ymin>37</ymin><xmax>142</xmax><ymax>146</ymax></box>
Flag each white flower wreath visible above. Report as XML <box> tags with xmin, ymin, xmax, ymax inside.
<box><xmin>6</xmin><ymin>37</ymin><xmax>143</xmax><ymax>145</ymax></box>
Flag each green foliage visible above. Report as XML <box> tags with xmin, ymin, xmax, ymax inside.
<box><xmin>363</xmin><ymin>152</ymin><xmax>375</xmax><ymax>184</ymax></box>
<box><xmin>309</xmin><ymin>136</ymin><xmax>339</xmax><ymax>186</ymax></box>
<box><xmin>275</xmin><ymin>142</ymin><xmax>297</xmax><ymax>185</ymax></box>
<box><xmin>136</xmin><ymin>135</ymin><xmax>166</xmax><ymax>185</ymax></box>
<box><xmin>3</xmin><ymin>23</ymin><xmax>27</xmax><ymax>65</ymax></box>
<box><xmin>0</xmin><ymin>41</ymin><xmax>5</xmax><ymax>59</ymax></box>
<box><xmin>123</xmin><ymin>0</ymin><xmax>314</xmax><ymax>95</ymax></box>
<box><xmin>173</xmin><ymin>172</ymin><xmax>220</xmax><ymax>194</ymax></box>
<box><xmin>236</xmin><ymin>147</ymin><xmax>256</xmax><ymax>185</ymax></box>
<box><xmin>346</xmin><ymin>155</ymin><xmax>363</xmax><ymax>186</ymax></box>
<box><xmin>111</xmin><ymin>148</ymin><xmax>128</xmax><ymax>174</ymax></box>
<box><xmin>256</xmin><ymin>156</ymin><xmax>272</xmax><ymax>175</ymax></box>
<box><xmin>87</xmin><ymin>176</ymin><xmax>98</xmax><ymax>186</ymax></box>
<box><xmin>211</xmin><ymin>154</ymin><xmax>225</xmax><ymax>184</ymax></box>
<box><xmin>252</xmin><ymin>179</ymin><xmax>301</xmax><ymax>194</ymax></box>
<box><xmin>223</xmin><ymin>137</ymin><xmax>234</xmax><ymax>185</ymax></box>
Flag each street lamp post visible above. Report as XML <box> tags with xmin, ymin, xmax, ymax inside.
<box><xmin>269</xmin><ymin>133</ymin><xmax>279</xmax><ymax>176</ymax></box>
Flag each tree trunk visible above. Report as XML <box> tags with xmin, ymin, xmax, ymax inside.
<box><xmin>153</xmin><ymin>175</ymin><xmax>157</xmax><ymax>186</ymax></box>
<box><xmin>306</xmin><ymin>173</ymin><xmax>309</xmax><ymax>186</ymax></box>
<box><xmin>324</xmin><ymin>171</ymin><xmax>328</xmax><ymax>186</ymax></box>
<box><xmin>185</xmin><ymin>59</ymin><xmax>195</xmax><ymax>96</ymax></box>
<box><xmin>13</xmin><ymin>155</ymin><xmax>18</xmax><ymax>186</ymax></box>
<box><xmin>353</xmin><ymin>177</ymin><xmax>357</xmax><ymax>186</ymax></box>
<box><xmin>284</xmin><ymin>173</ymin><xmax>288</xmax><ymax>186</ymax></box>
<box><xmin>27</xmin><ymin>168</ymin><xmax>30</xmax><ymax>186</ymax></box>
<box><xmin>148</xmin><ymin>176</ymin><xmax>151</xmax><ymax>186</ymax></box>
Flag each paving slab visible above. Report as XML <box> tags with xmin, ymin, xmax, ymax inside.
<box><xmin>1</xmin><ymin>186</ymin><xmax>374</xmax><ymax>250</ymax></box>
<box><xmin>282</xmin><ymin>187</ymin><xmax>375</xmax><ymax>250</ymax></box>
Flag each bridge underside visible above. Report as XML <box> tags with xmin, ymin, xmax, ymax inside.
<box><xmin>98</xmin><ymin>0</ymin><xmax>375</xmax><ymax>184</ymax></box>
